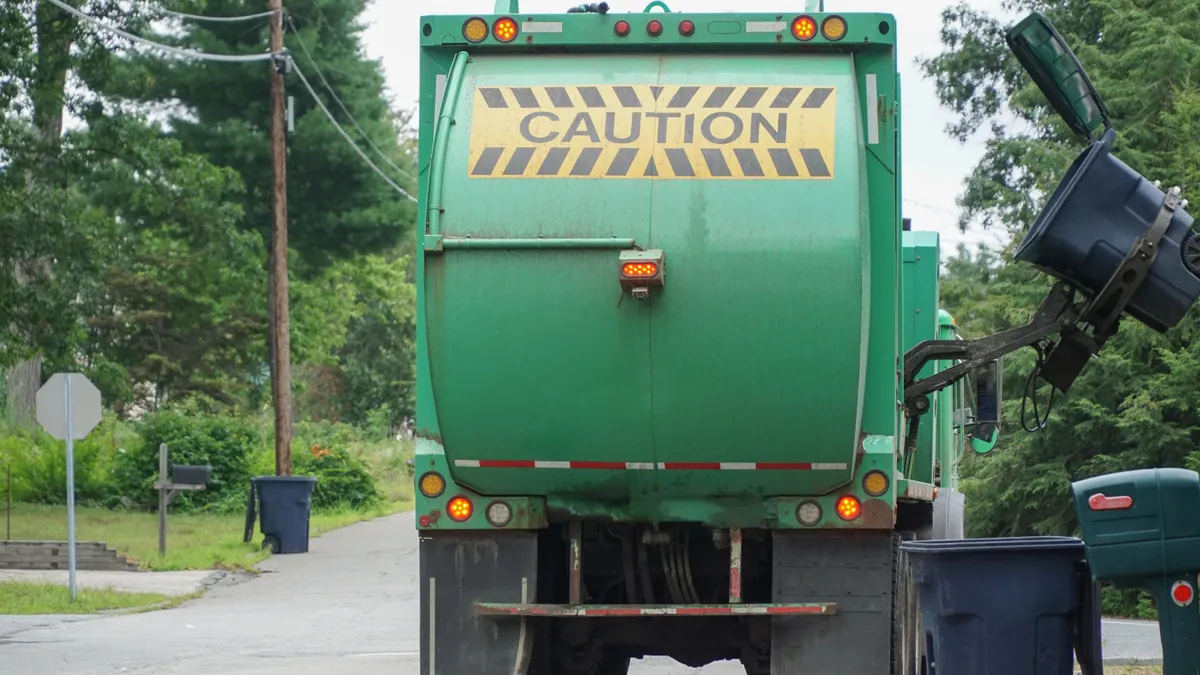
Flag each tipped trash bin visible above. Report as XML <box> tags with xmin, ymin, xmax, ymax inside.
<box><xmin>243</xmin><ymin>476</ymin><xmax>318</xmax><ymax>554</ymax></box>
<box><xmin>901</xmin><ymin>536</ymin><xmax>1103</xmax><ymax>675</ymax></box>
<box><xmin>1013</xmin><ymin>127</ymin><xmax>1200</xmax><ymax>333</ymax></box>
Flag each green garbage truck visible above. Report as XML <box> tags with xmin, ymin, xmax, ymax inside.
<box><xmin>410</xmin><ymin>3</ymin><xmax>1200</xmax><ymax>673</ymax></box>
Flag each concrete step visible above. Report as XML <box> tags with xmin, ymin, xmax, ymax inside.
<box><xmin>0</xmin><ymin>540</ymin><xmax>140</xmax><ymax>571</ymax></box>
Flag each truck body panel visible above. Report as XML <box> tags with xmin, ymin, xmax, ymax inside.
<box><xmin>427</xmin><ymin>52</ymin><xmax>869</xmax><ymax>501</ymax></box>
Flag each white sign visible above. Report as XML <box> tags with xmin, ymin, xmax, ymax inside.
<box><xmin>36</xmin><ymin>373</ymin><xmax>102</xmax><ymax>441</ymax></box>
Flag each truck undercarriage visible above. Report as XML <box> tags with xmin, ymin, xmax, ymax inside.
<box><xmin>420</xmin><ymin>516</ymin><xmax>930</xmax><ymax>675</ymax></box>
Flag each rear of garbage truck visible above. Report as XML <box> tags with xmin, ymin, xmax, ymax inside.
<box><xmin>411</xmin><ymin>5</ymin><xmax>937</xmax><ymax>674</ymax></box>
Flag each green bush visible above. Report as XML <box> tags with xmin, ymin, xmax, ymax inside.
<box><xmin>293</xmin><ymin>445</ymin><xmax>380</xmax><ymax>511</ymax></box>
<box><xmin>112</xmin><ymin>410</ymin><xmax>261</xmax><ymax>513</ymax></box>
<box><xmin>0</xmin><ymin>415</ymin><xmax>126</xmax><ymax>507</ymax></box>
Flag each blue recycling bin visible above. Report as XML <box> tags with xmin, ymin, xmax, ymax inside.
<box><xmin>901</xmin><ymin>536</ymin><xmax>1103</xmax><ymax>675</ymax></box>
<box><xmin>243</xmin><ymin>476</ymin><xmax>318</xmax><ymax>554</ymax></box>
<box><xmin>1013</xmin><ymin>127</ymin><xmax>1200</xmax><ymax>333</ymax></box>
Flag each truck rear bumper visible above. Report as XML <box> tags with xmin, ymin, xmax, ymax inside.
<box><xmin>475</xmin><ymin>602</ymin><xmax>838</xmax><ymax>617</ymax></box>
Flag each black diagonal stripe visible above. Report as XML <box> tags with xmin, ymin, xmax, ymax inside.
<box><xmin>703</xmin><ymin>86</ymin><xmax>735</xmax><ymax>108</ymax></box>
<box><xmin>768</xmin><ymin>148</ymin><xmax>798</xmax><ymax>177</ymax></box>
<box><xmin>645</xmin><ymin>156</ymin><xmax>659</xmax><ymax>177</ymax></box>
<box><xmin>613</xmin><ymin>86</ymin><xmax>641</xmax><ymax>108</ymax></box>
<box><xmin>503</xmin><ymin>147</ymin><xmax>536</xmax><ymax>175</ymax></box>
<box><xmin>570</xmin><ymin>148</ymin><xmax>603</xmax><ymax>175</ymax></box>
<box><xmin>799</xmin><ymin>148</ymin><xmax>831</xmax><ymax>177</ymax></box>
<box><xmin>770</xmin><ymin>87</ymin><xmax>802</xmax><ymax>108</ymax></box>
<box><xmin>479</xmin><ymin>88</ymin><xmax>507</xmax><ymax>108</ymax></box>
<box><xmin>539</xmin><ymin>147</ymin><xmax>570</xmax><ymax>175</ymax></box>
<box><xmin>734</xmin><ymin>148</ymin><xmax>764</xmax><ymax>177</ymax></box>
<box><xmin>511</xmin><ymin>87</ymin><xmax>539</xmax><ymax>109</ymax></box>
<box><xmin>545</xmin><ymin>86</ymin><xmax>574</xmax><ymax>108</ymax></box>
<box><xmin>802</xmin><ymin>87</ymin><xmax>834</xmax><ymax>109</ymax></box>
<box><xmin>650</xmin><ymin>86</ymin><xmax>664</xmax><ymax>101</ymax></box>
<box><xmin>736</xmin><ymin>87</ymin><xmax>768</xmax><ymax>108</ymax></box>
<box><xmin>578</xmin><ymin>86</ymin><xmax>605</xmax><ymax>107</ymax></box>
<box><xmin>666</xmin><ymin>86</ymin><xmax>699</xmax><ymax>108</ymax></box>
<box><xmin>471</xmin><ymin>147</ymin><xmax>505</xmax><ymax>175</ymax></box>
<box><xmin>665</xmin><ymin>149</ymin><xmax>694</xmax><ymax>177</ymax></box>
<box><xmin>607</xmin><ymin>148</ymin><xmax>639</xmax><ymax>176</ymax></box>
<box><xmin>701</xmin><ymin>149</ymin><xmax>731</xmax><ymax>177</ymax></box>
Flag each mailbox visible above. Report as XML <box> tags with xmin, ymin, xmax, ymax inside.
<box><xmin>171</xmin><ymin>464</ymin><xmax>212</xmax><ymax>487</ymax></box>
<box><xmin>1071</xmin><ymin>467</ymin><xmax>1200</xmax><ymax>675</ymax></box>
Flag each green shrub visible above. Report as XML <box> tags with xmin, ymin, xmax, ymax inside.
<box><xmin>112</xmin><ymin>410</ymin><xmax>261</xmax><ymax>513</ymax></box>
<box><xmin>293</xmin><ymin>445</ymin><xmax>380</xmax><ymax>511</ymax></box>
<box><xmin>0</xmin><ymin>415</ymin><xmax>126</xmax><ymax>507</ymax></box>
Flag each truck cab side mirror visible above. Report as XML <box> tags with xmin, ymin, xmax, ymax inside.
<box><xmin>1005</xmin><ymin>11</ymin><xmax>1111</xmax><ymax>140</ymax></box>
<box><xmin>968</xmin><ymin>359</ymin><xmax>1002</xmax><ymax>454</ymax></box>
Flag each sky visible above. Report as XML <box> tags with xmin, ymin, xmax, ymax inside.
<box><xmin>357</xmin><ymin>0</ymin><xmax>1018</xmax><ymax>257</ymax></box>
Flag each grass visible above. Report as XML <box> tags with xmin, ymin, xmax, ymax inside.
<box><xmin>1106</xmin><ymin>667</ymin><xmax>1163</xmax><ymax>675</ymax></box>
<box><xmin>3</xmin><ymin>499</ymin><xmax>412</xmax><ymax>572</ymax></box>
<box><xmin>0</xmin><ymin>580</ymin><xmax>171</xmax><ymax>615</ymax></box>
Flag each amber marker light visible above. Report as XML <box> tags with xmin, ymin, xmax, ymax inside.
<box><xmin>493</xmin><ymin>17</ymin><xmax>518</xmax><ymax>42</ymax></box>
<box><xmin>418</xmin><ymin>472</ymin><xmax>445</xmax><ymax>498</ymax></box>
<box><xmin>821</xmin><ymin>15</ymin><xmax>847</xmax><ymax>41</ymax></box>
<box><xmin>447</xmin><ymin>496</ymin><xmax>474</xmax><ymax>521</ymax></box>
<box><xmin>836</xmin><ymin>495</ymin><xmax>861</xmax><ymax>520</ymax></box>
<box><xmin>863</xmin><ymin>470</ymin><xmax>889</xmax><ymax>497</ymax></box>
<box><xmin>462</xmin><ymin>17</ymin><xmax>488</xmax><ymax>43</ymax></box>
<box><xmin>791</xmin><ymin>15</ymin><xmax>816</xmax><ymax>40</ymax></box>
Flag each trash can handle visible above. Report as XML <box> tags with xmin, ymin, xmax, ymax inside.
<box><xmin>1074</xmin><ymin>560</ymin><xmax>1105</xmax><ymax>675</ymax></box>
<box><xmin>242</xmin><ymin>481</ymin><xmax>257</xmax><ymax>544</ymax></box>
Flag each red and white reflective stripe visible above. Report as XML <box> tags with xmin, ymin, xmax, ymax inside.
<box><xmin>454</xmin><ymin>460</ymin><xmax>848</xmax><ymax>471</ymax></box>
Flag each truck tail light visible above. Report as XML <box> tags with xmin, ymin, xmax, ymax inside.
<box><xmin>647</xmin><ymin>19</ymin><xmax>663</xmax><ymax>36</ymax></box>
<box><xmin>419</xmin><ymin>472</ymin><xmax>446</xmax><ymax>498</ymax></box>
<box><xmin>679</xmin><ymin>20</ymin><xmax>695</xmax><ymax>36</ymax></box>
<box><xmin>836</xmin><ymin>495</ymin><xmax>861</xmax><ymax>520</ymax></box>
<box><xmin>462</xmin><ymin>17</ymin><xmax>488</xmax><ymax>43</ymax></box>
<box><xmin>791</xmin><ymin>15</ymin><xmax>816</xmax><ymax>40</ymax></box>
<box><xmin>493</xmin><ymin>17</ymin><xmax>518</xmax><ymax>42</ymax></box>
<box><xmin>447</xmin><ymin>495</ymin><xmax>474</xmax><ymax>521</ymax></box>
<box><xmin>863</xmin><ymin>470</ymin><xmax>889</xmax><ymax>496</ymax></box>
<box><xmin>796</xmin><ymin>501</ymin><xmax>822</xmax><ymax>526</ymax></box>
<box><xmin>622</xmin><ymin>262</ymin><xmax>658</xmax><ymax>277</ymax></box>
<box><xmin>615</xmin><ymin>20</ymin><xmax>630</xmax><ymax>36</ymax></box>
<box><xmin>486</xmin><ymin>501</ymin><xmax>513</xmax><ymax>527</ymax></box>
<box><xmin>821</xmin><ymin>15</ymin><xmax>847</xmax><ymax>40</ymax></box>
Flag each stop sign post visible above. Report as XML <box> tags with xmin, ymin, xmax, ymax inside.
<box><xmin>35</xmin><ymin>373</ymin><xmax>102</xmax><ymax>602</ymax></box>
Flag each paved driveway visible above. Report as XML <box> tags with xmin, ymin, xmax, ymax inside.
<box><xmin>0</xmin><ymin>512</ymin><xmax>1163</xmax><ymax>674</ymax></box>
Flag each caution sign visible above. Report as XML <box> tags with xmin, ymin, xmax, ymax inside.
<box><xmin>466</xmin><ymin>84</ymin><xmax>836</xmax><ymax>180</ymax></box>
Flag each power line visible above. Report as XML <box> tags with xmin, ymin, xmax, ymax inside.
<box><xmin>285</xmin><ymin>16</ymin><xmax>415</xmax><ymax>182</ymax></box>
<box><xmin>151</xmin><ymin>5</ymin><xmax>279</xmax><ymax>23</ymax></box>
<box><xmin>291</xmin><ymin>60</ymin><xmax>417</xmax><ymax>203</ymax></box>
<box><xmin>42</xmin><ymin>0</ymin><xmax>278</xmax><ymax>62</ymax></box>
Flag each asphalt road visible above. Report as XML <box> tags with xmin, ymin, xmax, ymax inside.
<box><xmin>0</xmin><ymin>512</ymin><xmax>1164</xmax><ymax>675</ymax></box>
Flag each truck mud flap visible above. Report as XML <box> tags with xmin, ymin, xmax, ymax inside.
<box><xmin>420</xmin><ymin>531</ymin><xmax>538</xmax><ymax>675</ymax></box>
<box><xmin>771</xmin><ymin>530</ymin><xmax>899</xmax><ymax>675</ymax></box>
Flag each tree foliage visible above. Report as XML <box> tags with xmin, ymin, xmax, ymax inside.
<box><xmin>1</xmin><ymin>0</ymin><xmax>418</xmax><ymax>425</ymax></box>
<box><xmin>922</xmin><ymin>0</ymin><xmax>1200</xmax><ymax>544</ymax></box>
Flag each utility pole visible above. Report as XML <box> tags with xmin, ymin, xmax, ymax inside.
<box><xmin>268</xmin><ymin>0</ymin><xmax>292</xmax><ymax>477</ymax></box>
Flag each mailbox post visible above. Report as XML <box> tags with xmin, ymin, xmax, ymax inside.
<box><xmin>1071</xmin><ymin>467</ymin><xmax>1200</xmax><ymax>675</ymax></box>
<box><xmin>154</xmin><ymin>443</ymin><xmax>211</xmax><ymax>556</ymax></box>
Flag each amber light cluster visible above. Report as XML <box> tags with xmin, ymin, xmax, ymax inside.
<box><xmin>622</xmin><ymin>261</ymin><xmax>659</xmax><ymax>277</ymax></box>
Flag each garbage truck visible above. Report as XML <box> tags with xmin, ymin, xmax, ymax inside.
<box><xmin>410</xmin><ymin>3</ymin><xmax>1200</xmax><ymax>673</ymax></box>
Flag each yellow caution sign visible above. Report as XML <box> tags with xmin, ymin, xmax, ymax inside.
<box><xmin>466</xmin><ymin>84</ymin><xmax>836</xmax><ymax>180</ymax></box>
